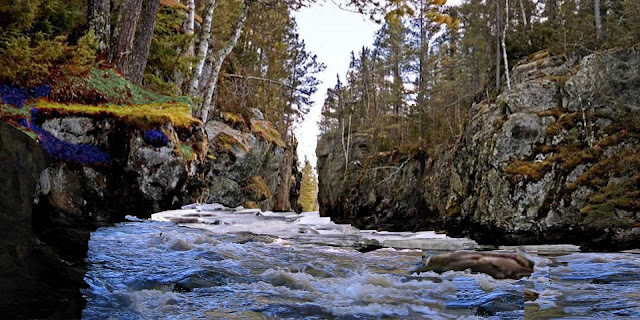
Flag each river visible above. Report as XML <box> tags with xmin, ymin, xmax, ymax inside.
<box><xmin>82</xmin><ymin>205</ymin><xmax>640</xmax><ymax>319</ymax></box>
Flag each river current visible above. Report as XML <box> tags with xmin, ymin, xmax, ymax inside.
<box><xmin>82</xmin><ymin>205</ymin><xmax>640</xmax><ymax>319</ymax></box>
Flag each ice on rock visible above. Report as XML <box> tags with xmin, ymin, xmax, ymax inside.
<box><xmin>151</xmin><ymin>204</ymin><xmax>480</xmax><ymax>250</ymax></box>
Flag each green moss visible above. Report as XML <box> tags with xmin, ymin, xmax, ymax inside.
<box><xmin>546</xmin><ymin>112</ymin><xmax>579</xmax><ymax>136</ymax></box>
<box><xmin>36</xmin><ymin>101</ymin><xmax>200</xmax><ymax>130</ymax></box>
<box><xmin>244</xmin><ymin>176</ymin><xmax>271</xmax><ymax>200</ymax></box>
<box><xmin>504</xmin><ymin>160</ymin><xmax>554</xmax><ymax>181</ymax></box>
<box><xmin>1</xmin><ymin>103</ymin><xmax>38</xmax><ymax>140</ymax></box>
<box><xmin>534</xmin><ymin>144</ymin><xmax>556</xmax><ymax>154</ymax></box>
<box><xmin>0</xmin><ymin>103</ymin><xmax>30</xmax><ymax>118</ymax></box>
<box><xmin>52</xmin><ymin>67</ymin><xmax>192</xmax><ymax>107</ymax></box>
<box><xmin>251</xmin><ymin>120</ymin><xmax>285</xmax><ymax>147</ymax></box>
<box><xmin>535</xmin><ymin>108</ymin><xmax>564</xmax><ymax>118</ymax></box>
<box><xmin>540</xmin><ymin>75</ymin><xmax>569</xmax><ymax>84</ymax></box>
<box><xmin>215</xmin><ymin>132</ymin><xmax>249</xmax><ymax>153</ymax></box>
<box><xmin>572</xmin><ymin>150</ymin><xmax>640</xmax><ymax>189</ymax></box>
<box><xmin>573</xmin><ymin>149</ymin><xmax>640</xmax><ymax>227</ymax></box>
<box><xmin>528</xmin><ymin>50</ymin><xmax>551</xmax><ymax>62</ymax></box>
<box><xmin>221</xmin><ymin>112</ymin><xmax>245</xmax><ymax>127</ymax></box>
<box><xmin>179</xmin><ymin>143</ymin><xmax>194</xmax><ymax>161</ymax></box>
<box><xmin>559</xmin><ymin>149</ymin><xmax>597</xmax><ymax>172</ymax></box>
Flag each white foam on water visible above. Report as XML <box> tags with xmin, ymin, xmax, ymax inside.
<box><xmin>152</xmin><ymin>203</ymin><xmax>479</xmax><ymax>251</ymax></box>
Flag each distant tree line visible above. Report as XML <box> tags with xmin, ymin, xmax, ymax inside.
<box><xmin>319</xmin><ymin>0</ymin><xmax>640</xmax><ymax>157</ymax></box>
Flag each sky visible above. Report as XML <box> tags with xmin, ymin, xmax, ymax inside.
<box><xmin>292</xmin><ymin>2</ymin><xmax>378</xmax><ymax>169</ymax></box>
<box><xmin>292</xmin><ymin>1</ymin><xmax>462</xmax><ymax>169</ymax></box>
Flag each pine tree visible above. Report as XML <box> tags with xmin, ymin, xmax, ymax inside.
<box><xmin>298</xmin><ymin>158</ymin><xmax>319</xmax><ymax>212</ymax></box>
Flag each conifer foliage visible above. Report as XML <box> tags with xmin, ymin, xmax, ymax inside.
<box><xmin>319</xmin><ymin>0</ymin><xmax>640</xmax><ymax>157</ymax></box>
<box><xmin>298</xmin><ymin>158</ymin><xmax>319</xmax><ymax>212</ymax></box>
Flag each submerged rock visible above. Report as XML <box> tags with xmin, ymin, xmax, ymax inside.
<box><xmin>410</xmin><ymin>249</ymin><xmax>535</xmax><ymax>280</ymax></box>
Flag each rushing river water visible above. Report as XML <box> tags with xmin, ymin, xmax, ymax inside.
<box><xmin>82</xmin><ymin>207</ymin><xmax>640</xmax><ymax>319</ymax></box>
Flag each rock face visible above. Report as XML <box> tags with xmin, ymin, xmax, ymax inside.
<box><xmin>31</xmin><ymin>113</ymin><xmax>208</xmax><ymax>265</ymax></box>
<box><xmin>317</xmin><ymin>132</ymin><xmax>437</xmax><ymax>231</ymax></box>
<box><xmin>0</xmin><ymin>122</ymin><xmax>85</xmax><ymax>318</ymax></box>
<box><xmin>317</xmin><ymin>47</ymin><xmax>640</xmax><ymax>250</ymax></box>
<box><xmin>0</xmin><ymin>67</ymin><xmax>301</xmax><ymax>317</ymax></box>
<box><xmin>203</xmin><ymin>115</ymin><xmax>301</xmax><ymax>212</ymax></box>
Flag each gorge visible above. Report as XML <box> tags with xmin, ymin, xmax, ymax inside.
<box><xmin>2</xmin><ymin>0</ymin><xmax>640</xmax><ymax>318</ymax></box>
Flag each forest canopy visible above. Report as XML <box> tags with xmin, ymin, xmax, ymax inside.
<box><xmin>319</xmin><ymin>0</ymin><xmax>640</xmax><ymax>156</ymax></box>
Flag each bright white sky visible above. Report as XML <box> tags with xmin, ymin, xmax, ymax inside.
<box><xmin>293</xmin><ymin>2</ymin><xmax>378</xmax><ymax>169</ymax></box>
<box><xmin>293</xmin><ymin>1</ymin><xmax>462</xmax><ymax>169</ymax></box>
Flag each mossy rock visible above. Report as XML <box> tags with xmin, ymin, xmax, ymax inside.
<box><xmin>50</xmin><ymin>67</ymin><xmax>192</xmax><ymax>107</ymax></box>
<box><xmin>220</xmin><ymin>112</ymin><xmax>246</xmax><ymax>128</ymax></box>
<box><xmin>244</xmin><ymin>176</ymin><xmax>271</xmax><ymax>200</ymax></box>
<box><xmin>504</xmin><ymin>160</ymin><xmax>553</xmax><ymax>182</ymax></box>
<box><xmin>179</xmin><ymin>143</ymin><xmax>194</xmax><ymax>161</ymax></box>
<box><xmin>35</xmin><ymin>101</ymin><xmax>200</xmax><ymax>131</ymax></box>
<box><xmin>215</xmin><ymin>132</ymin><xmax>249</xmax><ymax>153</ymax></box>
<box><xmin>251</xmin><ymin>119</ymin><xmax>285</xmax><ymax>147</ymax></box>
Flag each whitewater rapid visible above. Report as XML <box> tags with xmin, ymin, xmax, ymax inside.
<box><xmin>81</xmin><ymin>204</ymin><xmax>640</xmax><ymax>319</ymax></box>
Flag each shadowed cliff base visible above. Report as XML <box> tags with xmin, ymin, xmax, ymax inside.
<box><xmin>0</xmin><ymin>122</ymin><xmax>86</xmax><ymax>319</ymax></box>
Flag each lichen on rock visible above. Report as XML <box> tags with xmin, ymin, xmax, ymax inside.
<box><xmin>317</xmin><ymin>46</ymin><xmax>640</xmax><ymax>250</ymax></box>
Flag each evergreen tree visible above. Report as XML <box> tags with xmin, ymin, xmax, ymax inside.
<box><xmin>298</xmin><ymin>158</ymin><xmax>319</xmax><ymax>212</ymax></box>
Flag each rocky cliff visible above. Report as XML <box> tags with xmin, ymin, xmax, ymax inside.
<box><xmin>0</xmin><ymin>122</ymin><xmax>85</xmax><ymax>318</ymax></box>
<box><xmin>317</xmin><ymin>47</ymin><xmax>640</xmax><ymax>250</ymax></box>
<box><xmin>0</xmin><ymin>67</ymin><xmax>300</xmax><ymax>317</ymax></box>
<box><xmin>204</xmin><ymin>110</ymin><xmax>301</xmax><ymax>213</ymax></box>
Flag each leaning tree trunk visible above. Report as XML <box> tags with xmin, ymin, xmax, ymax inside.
<box><xmin>594</xmin><ymin>0</ymin><xmax>603</xmax><ymax>41</ymax></box>
<box><xmin>188</xmin><ymin>0</ymin><xmax>217</xmax><ymax>96</ymax></box>
<box><xmin>109</xmin><ymin>0</ymin><xmax>144</xmax><ymax>74</ymax></box>
<box><xmin>126</xmin><ymin>0</ymin><xmax>160</xmax><ymax>84</ymax></box>
<box><xmin>502</xmin><ymin>0</ymin><xmax>511</xmax><ymax>90</ymax></box>
<box><xmin>495</xmin><ymin>0</ymin><xmax>501</xmax><ymax>92</ymax></box>
<box><xmin>197</xmin><ymin>0</ymin><xmax>251</xmax><ymax>122</ymax></box>
<box><xmin>88</xmin><ymin>0</ymin><xmax>110</xmax><ymax>52</ymax></box>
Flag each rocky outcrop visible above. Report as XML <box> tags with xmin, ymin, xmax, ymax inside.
<box><xmin>0</xmin><ymin>122</ymin><xmax>85</xmax><ymax>318</ymax></box>
<box><xmin>318</xmin><ymin>47</ymin><xmax>640</xmax><ymax>250</ymax></box>
<box><xmin>317</xmin><ymin>132</ymin><xmax>437</xmax><ymax>231</ymax></box>
<box><xmin>1</xmin><ymin>68</ymin><xmax>301</xmax><ymax>317</ymax></box>
<box><xmin>29</xmin><ymin>109</ymin><xmax>207</xmax><ymax>267</ymax></box>
<box><xmin>203</xmin><ymin>111</ymin><xmax>301</xmax><ymax>212</ymax></box>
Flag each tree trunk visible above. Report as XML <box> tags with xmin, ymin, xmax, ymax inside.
<box><xmin>518</xmin><ymin>0</ymin><xmax>527</xmax><ymax>30</ymax></box>
<box><xmin>197</xmin><ymin>0</ymin><xmax>251</xmax><ymax>122</ymax></box>
<box><xmin>109</xmin><ymin>0</ymin><xmax>144</xmax><ymax>74</ymax></box>
<box><xmin>518</xmin><ymin>0</ymin><xmax>531</xmax><ymax>46</ymax></box>
<box><xmin>495</xmin><ymin>0</ymin><xmax>501</xmax><ymax>92</ymax></box>
<box><xmin>126</xmin><ymin>0</ymin><xmax>160</xmax><ymax>84</ymax></box>
<box><xmin>594</xmin><ymin>0</ymin><xmax>603</xmax><ymax>40</ymax></box>
<box><xmin>274</xmin><ymin>148</ymin><xmax>293</xmax><ymax>211</ymax></box>
<box><xmin>186</xmin><ymin>0</ymin><xmax>196</xmax><ymax>57</ymax></box>
<box><xmin>188</xmin><ymin>0</ymin><xmax>217</xmax><ymax>96</ymax></box>
<box><xmin>502</xmin><ymin>0</ymin><xmax>511</xmax><ymax>90</ymax></box>
<box><xmin>88</xmin><ymin>0</ymin><xmax>110</xmax><ymax>53</ymax></box>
